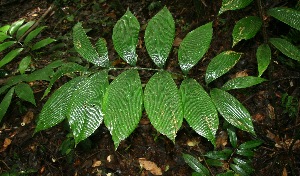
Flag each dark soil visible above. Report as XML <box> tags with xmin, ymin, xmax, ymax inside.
<box><xmin>0</xmin><ymin>0</ymin><xmax>300</xmax><ymax>175</ymax></box>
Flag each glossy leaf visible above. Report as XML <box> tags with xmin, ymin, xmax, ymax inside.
<box><xmin>73</xmin><ymin>23</ymin><xmax>102</xmax><ymax>66</ymax></box>
<box><xmin>144</xmin><ymin>71</ymin><xmax>183</xmax><ymax>142</ymax></box>
<box><xmin>0</xmin><ymin>41</ymin><xmax>16</xmax><ymax>52</ymax></box>
<box><xmin>0</xmin><ymin>87</ymin><xmax>14</xmax><ymax>122</ymax></box>
<box><xmin>204</xmin><ymin>149</ymin><xmax>233</xmax><ymax>160</ymax></box>
<box><xmin>205</xmin><ymin>51</ymin><xmax>242</xmax><ymax>84</ymax></box>
<box><xmin>16</xmin><ymin>21</ymin><xmax>35</xmax><ymax>39</ymax></box>
<box><xmin>103</xmin><ymin>70</ymin><xmax>143</xmax><ymax>149</ymax></box>
<box><xmin>269</xmin><ymin>38</ymin><xmax>300</xmax><ymax>61</ymax></box>
<box><xmin>211</xmin><ymin>88</ymin><xmax>255</xmax><ymax>134</ymax></box>
<box><xmin>219</xmin><ymin>0</ymin><xmax>253</xmax><ymax>15</ymax></box>
<box><xmin>18</xmin><ymin>56</ymin><xmax>31</xmax><ymax>74</ymax></box>
<box><xmin>0</xmin><ymin>75</ymin><xmax>28</xmax><ymax>95</ymax></box>
<box><xmin>42</xmin><ymin>62</ymin><xmax>87</xmax><ymax>99</ymax></box>
<box><xmin>180</xmin><ymin>78</ymin><xmax>218</xmax><ymax>146</ymax></box>
<box><xmin>112</xmin><ymin>9</ymin><xmax>139</xmax><ymax>66</ymax></box>
<box><xmin>232</xmin><ymin>16</ymin><xmax>262</xmax><ymax>47</ymax></box>
<box><xmin>145</xmin><ymin>7</ymin><xmax>175</xmax><ymax>68</ymax></box>
<box><xmin>0</xmin><ymin>25</ymin><xmax>10</xmax><ymax>33</ymax></box>
<box><xmin>8</xmin><ymin>19</ymin><xmax>25</xmax><ymax>35</ymax></box>
<box><xmin>178</xmin><ymin>22</ymin><xmax>213</xmax><ymax>74</ymax></box>
<box><xmin>230</xmin><ymin>164</ymin><xmax>248</xmax><ymax>176</ymax></box>
<box><xmin>268</xmin><ymin>7</ymin><xmax>300</xmax><ymax>31</ymax></box>
<box><xmin>24</xmin><ymin>26</ymin><xmax>46</xmax><ymax>45</ymax></box>
<box><xmin>221</xmin><ymin>76</ymin><xmax>267</xmax><ymax>90</ymax></box>
<box><xmin>182</xmin><ymin>154</ymin><xmax>210</xmax><ymax>176</ymax></box>
<box><xmin>238</xmin><ymin>140</ymin><xmax>263</xmax><ymax>150</ymax></box>
<box><xmin>256</xmin><ymin>44</ymin><xmax>271</xmax><ymax>77</ymax></box>
<box><xmin>0</xmin><ymin>33</ymin><xmax>10</xmax><ymax>42</ymax></box>
<box><xmin>216</xmin><ymin>170</ymin><xmax>235</xmax><ymax>176</ymax></box>
<box><xmin>95</xmin><ymin>38</ymin><xmax>109</xmax><ymax>67</ymax></box>
<box><xmin>32</xmin><ymin>37</ymin><xmax>56</xmax><ymax>51</ymax></box>
<box><xmin>15</xmin><ymin>83</ymin><xmax>36</xmax><ymax>106</ymax></box>
<box><xmin>233</xmin><ymin>158</ymin><xmax>254</xmax><ymax>175</ymax></box>
<box><xmin>236</xmin><ymin>149</ymin><xmax>254</xmax><ymax>157</ymax></box>
<box><xmin>206</xmin><ymin>159</ymin><xmax>224</xmax><ymax>167</ymax></box>
<box><xmin>0</xmin><ymin>48</ymin><xmax>24</xmax><ymax>68</ymax></box>
<box><xmin>68</xmin><ymin>71</ymin><xmax>108</xmax><ymax>145</ymax></box>
<box><xmin>35</xmin><ymin>77</ymin><xmax>83</xmax><ymax>134</ymax></box>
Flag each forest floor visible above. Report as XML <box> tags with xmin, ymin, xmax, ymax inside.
<box><xmin>0</xmin><ymin>0</ymin><xmax>300</xmax><ymax>175</ymax></box>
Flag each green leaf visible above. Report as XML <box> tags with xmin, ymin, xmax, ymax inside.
<box><xmin>16</xmin><ymin>21</ymin><xmax>35</xmax><ymax>39</ymax></box>
<box><xmin>68</xmin><ymin>71</ymin><xmax>108</xmax><ymax>145</ymax></box>
<box><xmin>236</xmin><ymin>149</ymin><xmax>254</xmax><ymax>157</ymax></box>
<box><xmin>205</xmin><ymin>51</ymin><xmax>242</xmax><ymax>84</ymax></box>
<box><xmin>95</xmin><ymin>38</ymin><xmax>109</xmax><ymax>67</ymax></box>
<box><xmin>232</xmin><ymin>16</ymin><xmax>262</xmax><ymax>47</ymax></box>
<box><xmin>206</xmin><ymin>159</ymin><xmax>224</xmax><ymax>167</ymax></box>
<box><xmin>256</xmin><ymin>44</ymin><xmax>271</xmax><ymax>77</ymax></box>
<box><xmin>233</xmin><ymin>158</ymin><xmax>254</xmax><ymax>175</ymax></box>
<box><xmin>180</xmin><ymin>78</ymin><xmax>218</xmax><ymax>146</ymax></box>
<box><xmin>238</xmin><ymin>140</ymin><xmax>263</xmax><ymax>150</ymax></box>
<box><xmin>178</xmin><ymin>22</ymin><xmax>213</xmax><ymax>74</ymax></box>
<box><xmin>73</xmin><ymin>22</ymin><xmax>103</xmax><ymax>66</ymax></box>
<box><xmin>0</xmin><ymin>25</ymin><xmax>10</xmax><ymax>33</ymax></box>
<box><xmin>8</xmin><ymin>19</ymin><xmax>25</xmax><ymax>35</ymax></box>
<box><xmin>18</xmin><ymin>56</ymin><xmax>31</xmax><ymax>74</ymax></box>
<box><xmin>204</xmin><ymin>149</ymin><xmax>233</xmax><ymax>160</ymax></box>
<box><xmin>216</xmin><ymin>170</ymin><xmax>235</xmax><ymax>176</ymax></box>
<box><xmin>144</xmin><ymin>71</ymin><xmax>183</xmax><ymax>142</ymax></box>
<box><xmin>145</xmin><ymin>7</ymin><xmax>175</xmax><ymax>68</ymax></box>
<box><xmin>0</xmin><ymin>75</ymin><xmax>28</xmax><ymax>95</ymax></box>
<box><xmin>0</xmin><ymin>87</ymin><xmax>14</xmax><ymax>122</ymax></box>
<box><xmin>24</xmin><ymin>26</ymin><xmax>46</xmax><ymax>45</ymax></box>
<box><xmin>221</xmin><ymin>76</ymin><xmax>267</xmax><ymax>90</ymax></box>
<box><xmin>268</xmin><ymin>7</ymin><xmax>300</xmax><ymax>31</ymax></box>
<box><xmin>35</xmin><ymin>77</ymin><xmax>83</xmax><ymax>134</ymax></box>
<box><xmin>211</xmin><ymin>88</ymin><xmax>255</xmax><ymax>134</ymax></box>
<box><xmin>0</xmin><ymin>41</ymin><xmax>16</xmax><ymax>52</ymax></box>
<box><xmin>15</xmin><ymin>83</ymin><xmax>36</xmax><ymax>106</ymax></box>
<box><xmin>42</xmin><ymin>62</ymin><xmax>87</xmax><ymax>99</ymax></box>
<box><xmin>103</xmin><ymin>70</ymin><xmax>143</xmax><ymax>149</ymax></box>
<box><xmin>112</xmin><ymin>9</ymin><xmax>140</xmax><ymax>66</ymax></box>
<box><xmin>269</xmin><ymin>38</ymin><xmax>300</xmax><ymax>61</ymax></box>
<box><xmin>227</xmin><ymin>125</ymin><xmax>237</xmax><ymax>148</ymax></box>
<box><xmin>219</xmin><ymin>0</ymin><xmax>253</xmax><ymax>15</ymax></box>
<box><xmin>0</xmin><ymin>33</ymin><xmax>11</xmax><ymax>42</ymax></box>
<box><xmin>230</xmin><ymin>164</ymin><xmax>248</xmax><ymax>176</ymax></box>
<box><xmin>31</xmin><ymin>37</ymin><xmax>56</xmax><ymax>50</ymax></box>
<box><xmin>182</xmin><ymin>154</ymin><xmax>210</xmax><ymax>176</ymax></box>
<box><xmin>0</xmin><ymin>48</ymin><xmax>24</xmax><ymax>68</ymax></box>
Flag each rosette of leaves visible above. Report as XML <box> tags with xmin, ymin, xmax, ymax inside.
<box><xmin>35</xmin><ymin>6</ymin><xmax>261</xmax><ymax>149</ymax></box>
<box><xmin>0</xmin><ymin>19</ymin><xmax>56</xmax><ymax>71</ymax></box>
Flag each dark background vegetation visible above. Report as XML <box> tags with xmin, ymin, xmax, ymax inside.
<box><xmin>0</xmin><ymin>0</ymin><xmax>300</xmax><ymax>175</ymax></box>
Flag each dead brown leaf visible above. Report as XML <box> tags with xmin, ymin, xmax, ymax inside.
<box><xmin>173</xmin><ymin>37</ymin><xmax>182</xmax><ymax>47</ymax></box>
<box><xmin>0</xmin><ymin>138</ymin><xmax>12</xmax><ymax>152</ymax></box>
<box><xmin>282</xmin><ymin>167</ymin><xmax>288</xmax><ymax>176</ymax></box>
<box><xmin>92</xmin><ymin>160</ymin><xmax>102</xmax><ymax>167</ymax></box>
<box><xmin>22</xmin><ymin>110</ymin><xmax>34</xmax><ymax>126</ymax></box>
<box><xmin>216</xmin><ymin>130</ymin><xmax>228</xmax><ymax>149</ymax></box>
<box><xmin>232</xmin><ymin>70</ymin><xmax>248</xmax><ymax>78</ymax></box>
<box><xmin>138</xmin><ymin>158</ymin><xmax>162</xmax><ymax>175</ymax></box>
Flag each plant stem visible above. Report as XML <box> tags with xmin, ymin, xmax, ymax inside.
<box><xmin>256</xmin><ymin>0</ymin><xmax>268</xmax><ymax>44</ymax></box>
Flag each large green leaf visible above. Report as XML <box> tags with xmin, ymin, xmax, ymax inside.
<box><xmin>112</xmin><ymin>9</ymin><xmax>139</xmax><ymax>66</ymax></box>
<box><xmin>180</xmin><ymin>78</ymin><xmax>218</xmax><ymax>146</ymax></box>
<box><xmin>0</xmin><ymin>41</ymin><xmax>16</xmax><ymax>52</ymax></box>
<box><xmin>35</xmin><ymin>77</ymin><xmax>83</xmax><ymax>134</ymax></box>
<box><xmin>18</xmin><ymin>56</ymin><xmax>31</xmax><ymax>74</ymax></box>
<box><xmin>238</xmin><ymin>140</ymin><xmax>263</xmax><ymax>150</ymax></box>
<box><xmin>210</xmin><ymin>88</ymin><xmax>255</xmax><ymax>134</ymax></box>
<box><xmin>232</xmin><ymin>16</ymin><xmax>262</xmax><ymax>47</ymax></box>
<box><xmin>0</xmin><ymin>25</ymin><xmax>10</xmax><ymax>34</ymax></box>
<box><xmin>95</xmin><ymin>38</ymin><xmax>109</xmax><ymax>67</ymax></box>
<box><xmin>182</xmin><ymin>153</ymin><xmax>210</xmax><ymax>176</ymax></box>
<box><xmin>68</xmin><ymin>71</ymin><xmax>108</xmax><ymax>145</ymax></box>
<box><xmin>221</xmin><ymin>76</ymin><xmax>267</xmax><ymax>90</ymax></box>
<box><xmin>144</xmin><ymin>71</ymin><xmax>183</xmax><ymax>142</ymax></box>
<box><xmin>8</xmin><ymin>19</ymin><xmax>25</xmax><ymax>36</ymax></box>
<box><xmin>145</xmin><ymin>7</ymin><xmax>175</xmax><ymax>68</ymax></box>
<box><xmin>268</xmin><ymin>7</ymin><xmax>300</xmax><ymax>31</ymax></box>
<box><xmin>16</xmin><ymin>21</ymin><xmax>35</xmax><ymax>40</ymax></box>
<box><xmin>269</xmin><ymin>38</ymin><xmax>300</xmax><ymax>61</ymax></box>
<box><xmin>32</xmin><ymin>37</ymin><xmax>56</xmax><ymax>50</ymax></box>
<box><xmin>0</xmin><ymin>33</ymin><xmax>11</xmax><ymax>42</ymax></box>
<box><xmin>218</xmin><ymin>0</ymin><xmax>253</xmax><ymax>15</ymax></box>
<box><xmin>103</xmin><ymin>69</ymin><xmax>143</xmax><ymax>149</ymax></box>
<box><xmin>0</xmin><ymin>87</ymin><xmax>14</xmax><ymax>122</ymax></box>
<box><xmin>42</xmin><ymin>62</ymin><xmax>88</xmax><ymax>99</ymax></box>
<box><xmin>205</xmin><ymin>51</ymin><xmax>242</xmax><ymax>84</ymax></box>
<box><xmin>24</xmin><ymin>26</ymin><xmax>46</xmax><ymax>45</ymax></box>
<box><xmin>204</xmin><ymin>149</ymin><xmax>233</xmax><ymax>160</ymax></box>
<box><xmin>73</xmin><ymin>23</ymin><xmax>103</xmax><ymax>66</ymax></box>
<box><xmin>178</xmin><ymin>22</ymin><xmax>213</xmax><ymax>74</ymax></box>
<box><xmin>0</xmin><ymin>48</ymin><xmax>24</xmax><ymax>68</ymax></box>
<box><xmin>0</xmin><ymin>75</ymin><xmax>28</xmax><ymax>95</ymax></box>
<box><xmin>15</xmin><ymin>83</ymin><xmax>36</xmax><ymax>106</ymax></box>
<box><xmin>232</xmin><ymin>158</ymin><xmax>254</xmax><ymax>175</ymax></box>
<box><xmin>256</xmin><ymin>44</ymin><xmax>271</xmax><ymax>77</ymax></box>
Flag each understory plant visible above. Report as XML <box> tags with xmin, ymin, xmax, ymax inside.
<box><xmin>35</xmin><ymin>6</ymin><xmax>266</xmax><ymax>151</ymax></box>
<box><xmin>0</xmin><ymin>20</ymin><xmax>56</xmax><ymax>121</ymax></box>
